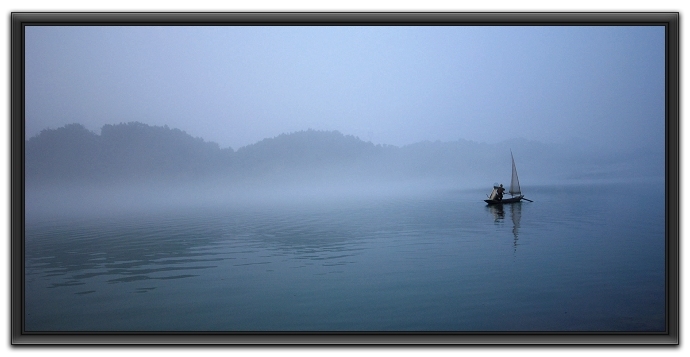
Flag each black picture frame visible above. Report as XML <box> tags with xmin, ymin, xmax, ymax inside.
<box><xmin>10</xmin><ymin>11</ymin><xmax>680</xmax><ymax>345</ymax></box>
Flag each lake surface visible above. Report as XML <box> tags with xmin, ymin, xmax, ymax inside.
<box><xmin>24</xmin><ymin>180</ymin><xmax>666</xmax><ymax>332</ymax></box>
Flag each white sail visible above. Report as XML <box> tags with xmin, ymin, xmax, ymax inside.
<box><xmin>509</xmin><ymin>151</ymin><xmax>521</xmax><ymax>195</ymax></box>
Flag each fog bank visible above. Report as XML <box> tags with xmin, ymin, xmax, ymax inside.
<box><xmin>24</xmin><ymin>123</ymin><xmax>664</xmax><ymax>221</ymax></box>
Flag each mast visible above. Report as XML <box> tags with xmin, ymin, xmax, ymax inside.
<box><xmin>509</xmin><ymin>150</ymin><xmax>521</xmax><ymax>196</ymax></box>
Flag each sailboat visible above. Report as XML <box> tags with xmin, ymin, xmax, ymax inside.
<box><xmin>484</xmin><ymin>151</ymin><xmax>530</xmax><ymax>205</ymax></box>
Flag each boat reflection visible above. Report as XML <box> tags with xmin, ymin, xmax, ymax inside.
<box><xmin>488</xmin><ymin>202</ymin><xmax>522</xmax><ymax>250</ymax></box>
<box><xmin>488</xmin><ymin>204</ymin><xmax>505</xmax><ymax>221</ymax></box>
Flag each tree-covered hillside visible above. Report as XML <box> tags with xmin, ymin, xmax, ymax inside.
<box><xmin>26</xmin><ymin>122</ymin><xmax>232</xmax><ymax>184</ymax></box>
<box><xmin>25</xmin><ymin>122</ymin><xmax>663</xmax><ymax>189</ymax></box>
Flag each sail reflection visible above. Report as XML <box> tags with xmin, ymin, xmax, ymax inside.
<box><xmin>510</xmin><ymin>203</ymin><xmax>522</xmax><ymax>250</ymax></box>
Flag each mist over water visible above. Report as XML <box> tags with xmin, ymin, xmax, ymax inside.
<box><xmin>25</xmin><ymin>176</ymin><xmax>456</xmax><ymax>223</ymax></box>
<box><xmin>25</xmin><ymin>169</ymin><xmax>664</xmax><ymax>225</ymax></box>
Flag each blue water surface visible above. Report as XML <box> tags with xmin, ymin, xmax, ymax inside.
<box><xmin>24</xmin><ymin>180</ymin><xmax>666</xmax><ymax>332</ymax></box>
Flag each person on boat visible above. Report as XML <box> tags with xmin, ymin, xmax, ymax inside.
<box><xmin>496</xmin><ymin>184</ymin><xmax>505</xmax><ymax>201</ymax></box>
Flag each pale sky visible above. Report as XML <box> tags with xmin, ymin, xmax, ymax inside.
<box><xmin>24</xmin><ymin>25</ymin><xmax>665</xmax><ymax>151</ymax></box>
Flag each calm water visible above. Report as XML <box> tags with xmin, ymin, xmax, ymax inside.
<box><xmin>24</xmin><ymin>181</ymin><xmax>666</xmax><ymax>332</ymax></box>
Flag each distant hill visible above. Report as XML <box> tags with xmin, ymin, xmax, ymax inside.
<box><xmin>25</xmin><ymin>122</ymin><xmax>663</xmax><ymax>189</ymax></box>
<box><xmin>233</xmin><ymin>129</ymin><xmax>384</xmax><ymax>178</ymax></box>
<box><xmin>26</xmin><ymin>122</ymin><xmax>232</xmax><ymax>184</ymax></box>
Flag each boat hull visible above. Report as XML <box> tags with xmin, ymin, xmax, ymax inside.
<box><xmin>484</xmin><ymin>195</ymin><xmax>523</xmax><ymax>205</ymax></box>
